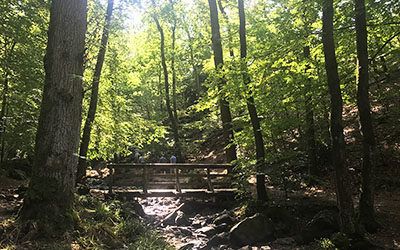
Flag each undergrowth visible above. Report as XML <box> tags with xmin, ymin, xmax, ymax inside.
<box><xmin>0</xmin><ymin>195</ymin><xmax>172</xmax><ymax>250</ymax></box>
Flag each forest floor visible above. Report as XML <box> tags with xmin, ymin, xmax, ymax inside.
<box><xmin>1</xmin><ymin>174</ymin><xmax>399</xmax><ymax>249</ymax></box>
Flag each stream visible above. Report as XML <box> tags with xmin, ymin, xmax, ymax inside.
<box><xmin>138</xmin><ymin>197</ymin><xmax>236</xmax><ymax>249</ymax></box>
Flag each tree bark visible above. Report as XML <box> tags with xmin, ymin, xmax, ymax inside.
<box><xmin>0</xmin><ymin>42</ymin><xmax>16</xmax><ymax>164</ymax></box>
<box><xmin>152</xmin><ymin>11</ymin><xmax>183</xmax><ymax>161</ymax></box>
<box><xmin>238</xmin><ymin>0</ymin><xmax>268</xmax><ymax>201</ymax></box>
<box><xmin>354</xmin><ymin>0</ymin><xmax>379</xmax><ymax>233</ymax></box>
<box><xmin>77</xmin><ymin>0</ymin><xmax>114</xmax><ymax>183</ymax></box>
<box><xmin>20</xmin><ymin>0</ymin><xmax>87</xmax><ymax>233</ymax></box>
<box><xmin>170</xmin><ymin>1</ymin><xmax>179</xmax><ymax>122</ymax></box>
<box><xmin>303</xmin><ymin>46</ymin><xmax>318</xmax><ymax>176</ymax></box>
<box><xmin>208</xmin><ymin>0</ymin><xmax>237</xmax><ymax>163</ymax></box>
<box><xmin>322</xmin><ymin>0</ymin><xmax>356</xmax><ymax>234</ymax></box>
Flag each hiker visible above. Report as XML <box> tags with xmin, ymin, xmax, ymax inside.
<box><xmin>138</xmin><ymin>155</ymin><xmax>145</xmax><ymax>163</ymax></box>
<box><xmin>159</xmin><ymin>155</ymin><xmax>168</xmax><ymax>163</ymax></box>
<box><xmin>170</xmin><ymin>155</ymin><xmax>177</xmax><ymax>164</ymax></box>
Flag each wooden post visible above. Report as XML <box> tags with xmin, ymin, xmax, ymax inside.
<box><xmin>175</xmin><ymin>166</ymin><xmax>181</xmax><ymax>193</ymax></box>
<box><xmin>207</xmin><ymin>168</ymin><xmax>214</xmax><ymax>192</ymax></box>
<box><xmin>108</xmin><ymin>166</ymin><xmax>114</xmax><ymax>194</ymax></box>
<box><xmin>143</xmin><ymin>165</ymin><xmax>148</xmax><ymax>194</ymax></box>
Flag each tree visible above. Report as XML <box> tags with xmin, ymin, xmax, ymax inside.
<box><xmin>354</xmin><ymin>0</ymin><xmax>379</xmax><ymax>233</ymax></box>
<box><xmin>20</xmin><ymin>0</ymin><xmax>87</xmax><ymax>233</ymax></box>
<box><xmin>322</xmin><ymin>0</ymin><xmax>356</xmax><ymax>234</ymax></box>
<box><xmin>169</xmin><ymin>0</ymin><xmax>179</xmax><ymax>122</ymax></box>
<box><xmin>208</xmin><ymin>0</ymin><xmax>237</xmax><ymax>163</ymax></box>
<box><xmin>77</xmin><ymin>0</ymin><xmax>114</xmax><ymax>183</ymax></box>
<box><xmin>303</xmin><ymin>46</ymin><xmax>318</xmax><ymax>176</ymax></box>
<box><xmin>0</xmin><ymin>41</ymin><xmax>16</xmax><ymax>163</ymax></box>
<box><xmin>238</xmin><ymin>0</ymin><xmax>268</xmax><ymax>201</ymax></box>
<box><xmin>152</xmin><ymin>0</ymin><xmax>183</xmax><ymax>161</ymax></box>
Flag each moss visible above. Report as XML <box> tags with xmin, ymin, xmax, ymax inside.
<box><xmin>3</xmin><ymin>194</ymin><xmax>171</xmax><ymax>249</ymax></box>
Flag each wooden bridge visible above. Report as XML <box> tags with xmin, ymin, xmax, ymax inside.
<box><xmin>106</xmin><ymin>163</ymin><xmax>236</xmax><ymax>198</ymax></box>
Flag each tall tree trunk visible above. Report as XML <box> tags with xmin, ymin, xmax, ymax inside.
<box><xmin>355</xmin><ymin>0</ymin><xmax>379</xmax><ymax>233</ymax></box>
<box><xmin>185</xmin><ymin>27</ymin><xmax>201</xmax><ymax>95</ymax></box>
<box><xmin>217</xmin><ymin>0</ymin><xmax>235</xmax><ymax>58</ymax></box>
<box><xmin>77</xmin><ymin>0</ymin><xmax>114</xmax><ymax>183</ymax></box>
<box><xmin>322</xmin><ymin>0</ymin><xmax>356</xmax><ymax>234</ymax></box>
<box><xmin>152</xmin><ymin>12</ymin><xmax>183</xmax><ymax>161</ymax></box>
<box><xmin>303</xmin><ymin>46</ymin><xmax>318</xmax><ymax>176</ymax></box>
<box><xmin>20</xmin><ymin>0</ymin><xmax>87</xmax><ymax>233</ymax></box>
<box><xmin>0</xmin><ymin>42</ymin><xmax>16</xmax><ymax>164</ymax></box>
<box><xmin>170</xmin><ymin>1</ymin><xmax>179</xmax><ymax>122</ymax></box>
<box><xmin>208</xmin><ymin>0</ymin><xmax>237</xmax><ymax>163</ymax></box>
<box><xmin>238</xmin><ymin>0</ymin><xmax>268</xmax><ymax>201</ymax></box>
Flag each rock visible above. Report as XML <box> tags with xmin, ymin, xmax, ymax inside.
<box><xmin>215</xmin><ymin>223</ymin><xmax>229</xmax><ymax>234</ymax></box>
<box><xmin>179</xmin><ymin>243</ymin><xmax>195</xmax><ymax>250</ymax></box>
<box><xmin>192</xmin><ymin>218</ymin><xmax>202</xmax><ymax>228</ymax></box>
<box><xmin>205</xmin><ymin>216</ymin><xmax>214</xmax><ymax>224</ymax></box>
<box><xmin>207</xmin><ymin>232</ymin><xmax>229</xmax><ymax>248</ymax></box>
<box><xmin>161</xmin><ymin>203</ymin><xmax>185</xmax><ymax>226</ymax></box>
<box><xmin>197</xmin><ymin>226</ymin><xmax>217</xmax><ymax>236</ymax></box>
<box><xmin>121</xmin><ymin>201</ymin><xmax>146</xmax><ymax>218</ymax></box>
<box><xmin>175</xmin><ymin>211</ymin><xmax>191</xmax><ymax>226</ymax></box>
<box><xmin>229</xmin><ymin>213</ymin><xmax>274</xmax><ymax>247</ymax></box>
<box><xmin>238</xmin><ymin>246</ymin><xmax>271</xmax><ymax>250</ymax></box>
<box><xmin>298</xmin><ymin>209</ymin><xmax>339</xmax><ymax>243</ymax></box>
<box><xmin>178</xmin><ymin>227</ymin><xmax>192</xmax><ymax>236</ymax></box>
<box><xmin>213</xmin><ymin>213</ymin><xmax>235</xmax><ymax>226</ymax></box>
<box><xmin>272</xmin><ymin>237</ymin><xmax>295</xmax><ymax>246</ymax></box>
<box><xmin>77</xmin><ymin>184</ymin><xmax>90</xmax><ymax>195</ymax></box>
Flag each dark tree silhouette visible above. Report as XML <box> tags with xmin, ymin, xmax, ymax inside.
<box><xmin>208</xmin><ymin>0</ymin><xmax>237</xmax><ymax>163</ymax></box>
<box><xmin>77</xmin><ymin>0</ymin><xmax>114</xmax><ymax>183</ymax></box>
<box><xmin>20</xmin><ymin>0</ymin><xmax>87</xmax><ymax>232</ymax></box>
<box><xmin>355</xmin><ymin>0</ymin><xmax>379</xmax><ymax>233</ymax></box>
<box><xmin>322</xmin><ymin>0</ymin><xmax>356</xmax><ymax>234</ymax></box>
<box><xmin>238</xmin><ymin>0</ymin><xmax>268</xmax><ymax>201</ymax></box>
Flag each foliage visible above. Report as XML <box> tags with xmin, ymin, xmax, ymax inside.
<box><xmin>1</xmin><ymin>0</ymin><xmax>399</xmax><ymax>192</ymax></box>
<box><xmin>0</xmin><ymin>195</ymin><xmax>171</xmax><ymax>249</ymax></box>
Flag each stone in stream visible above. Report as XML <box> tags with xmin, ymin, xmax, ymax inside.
<box><xmin>215</xmin><ymin>223</ymin><xmax>230</xmax><ymax>234</ymax></box>
<box><xmin>229</xmin><ymin>213</ymin><xmax>274</xmax><ymax>247</ymax></box>
<box><xmin>175</xmin><ymin>211</ymin><xmax>191</xmax><ymax>226</ymax></box>
<box><xmin>178</xmin><ymin>227</ymin><xmax>193</xmax><ymax>236</ymax></box>
<box><xmin>179</xmin><ymin>243</ymin><xmax>195</xmax><ymax>250</ymax></box>
<box><xmin>213</xmin><ymin>213</ymin><xmax>236</xmax><ymax>226</ymax></box>
<box><xmin>161</xmin><ymin>203</ymin><xmax>186</xmax><ymax>226</ymax></box>
<box><xmin>238</xmin><ymin>246</ymin><xmax>271</xmax><ymax>250</ymax></box>
<box><xmin>206</xmin><ymin>232</ymin><xmax>230</xmax><ymax>248</ymax></box>
<box><xmin>196</xmin><ymin>226</ymin><xmax>217</xmax><ymax>236</ymax></box>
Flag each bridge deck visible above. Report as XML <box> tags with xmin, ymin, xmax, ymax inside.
<box><xmin>95</xmin><ymin>188</ymin><xmax>236</xmax><ymax>198</ymax></box>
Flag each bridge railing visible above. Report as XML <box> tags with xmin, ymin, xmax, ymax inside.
<box><xmin>106</xmin><ymin>163</ymin><xmax>232</xmax><ymax>194</ymax></box>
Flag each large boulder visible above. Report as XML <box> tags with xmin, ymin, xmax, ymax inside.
<box><xmin>298</xmin><ymin>209</ymin><xmax>339</xmax><ymax>244</ymax></box>
<box><xmin>206</xmin><ymin>232</ymin><xmax>230</xmax><ymax>248</ymax></box>
<box><xmin>229</xmin><ymin>213</ymin><xmax>274</xmax><ymax>247</ymax></box>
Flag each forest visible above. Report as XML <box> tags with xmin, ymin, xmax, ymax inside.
<box><xmin>0</xmin><ymin>0</ymin><xmax>399</xmax><ymax>249</ymax></box>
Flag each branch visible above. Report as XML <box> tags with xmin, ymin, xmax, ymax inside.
<box><xmin>370</xmin><ymin>31</ymin><xmax>400</xmax><ymax>62</ymax></box>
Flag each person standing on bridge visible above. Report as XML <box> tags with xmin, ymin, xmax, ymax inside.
<box><xmin>159</xmin><ymin>155</ymin><xmax>168</xmax><ymax>163</ymax></box>
<box><xmin>138</xmin><ymin>155</ymin><xmax>145</xmax><ymax>163</ymax></box>
<box><xmin>170</xmin><ymin>155</ymin><xmax>177</xmax><ymax>164</ymax></box>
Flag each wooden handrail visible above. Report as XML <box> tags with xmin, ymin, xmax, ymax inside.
<box><xmin>106</xmin><ymin>163</ymin><xmax>233</xmax><ymax>195</ymax></box>
<box><xmin>107</xmin><ymin>163</ymin><xmax>232</xmax><ymax>169</ymax></box>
